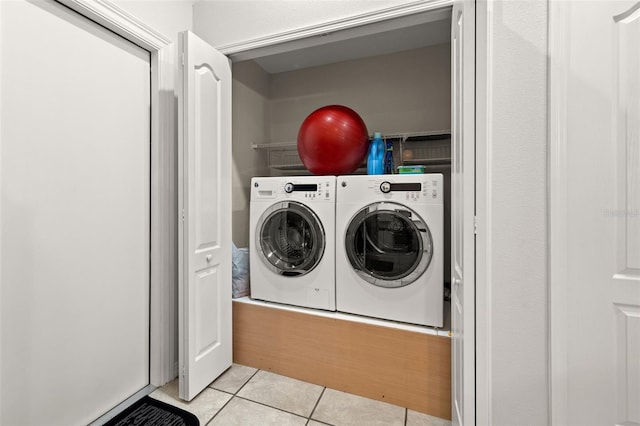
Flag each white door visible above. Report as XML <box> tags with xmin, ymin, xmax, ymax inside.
<box><xmin>451</xmin><ymin>0</ymin><xmax>475</xmax><ymax>425</ymax></box>
<box><xmin>178</xmin><ymin>30</ymin><xmax>233</xmax><ymax>401</ymax></box>
<box><xmin>0</xmin><ymin>1</ymin><xmax>150</xmax><ymax>424</ymax></box>
<box><xmin>550</xmin><ymin>1</ymin><xmax>640</xmax><ymax>425</ymax></box>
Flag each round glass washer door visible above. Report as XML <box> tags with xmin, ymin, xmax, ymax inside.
<box><xmin>256</xmin><ymin>201</ymin><xmax>325</xmax><ymax>277</ymax></box>
<box><xmin>345</xmin><ymin>201</ymin><xmax>433</xmax><ymax>288</ymax></box>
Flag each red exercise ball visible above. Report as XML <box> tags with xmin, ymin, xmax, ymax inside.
<box><xmin>297</xmin><ymin>105</ymin><xmax>369</xmax><ymax>175</ymax></box>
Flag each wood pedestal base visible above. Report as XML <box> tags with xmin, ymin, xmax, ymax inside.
<box><xmin>232</xmin><ymin>300</ymin><xmax>451</xmax><ymax>420</ymax></box>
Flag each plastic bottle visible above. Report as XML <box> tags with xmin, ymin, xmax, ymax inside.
<box><xmin>367</xmin><ymin>132</ymin><xmax>385</xmax><ymax>175</ymax></box>
<box><xmin>384</xmin><ymin>139</ymin><xmax>394</xmax><ymax>174</ymax></box>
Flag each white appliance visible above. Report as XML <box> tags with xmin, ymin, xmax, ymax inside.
<box><xmin>335</xmin><ymin>174</ymin><xmax>444</xmax><ymax>326</ymax></box>
<box><xmin>250</xmin><ymin>176</ymin><xmax>336</xmax><ymax>310</ymax></box>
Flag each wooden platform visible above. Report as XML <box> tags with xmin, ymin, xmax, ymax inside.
<box><xmin>232</xmin><ymin>300</ymin><xmax>451</xmax><ymax>420</ymax></box>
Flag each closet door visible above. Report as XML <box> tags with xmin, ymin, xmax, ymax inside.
<box><xmin>178</xmin><ymin>30</ymin><xmax>233</xmax><ymax>401</ymax></box>
<box><xmin>0</xmin><ymin>1</ymin><xmax>150</xmax><ymax>424</ymax></box>
<box><xmin>550</xmin><ymin>1</ymin><xmax>640</xmax><ymax>424</ymax></box>
<box><xmin>451</xmin><ymin>0</ymin><xmax>475</xmax><ymax>425</ymax></box>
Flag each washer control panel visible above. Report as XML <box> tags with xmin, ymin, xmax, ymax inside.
<box><xmin>281</xmin><ymin>180</ymin><xmax>335</xmax><ymax>201</ymax></box>
<box><xmin>251</xmin><ymin>177</ymin><xmax>336</xmax><ymax>202</ymax></box>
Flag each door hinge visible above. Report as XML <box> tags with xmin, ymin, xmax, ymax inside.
<box><xmin>474</xmin><ymin>216</ymin><xmax>478</xmax><ymax>234</ymax></box>
<box><xmin>181</xmin><ymin>209</ymin><xmax>185</xmax><ymax>222</ymax></box>
<box><xmin>180</xmin><ymin>53</ymin><xmax>185</xmax><ymax>66</ymax></box>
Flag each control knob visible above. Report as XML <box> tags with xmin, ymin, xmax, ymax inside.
<box><xmin>380</xmin><ymin>181</ymin><xmax>391</xmax><ymax>193</ymax></box>
<box><xmin>284</xmin><ymin>183</ymin><xmax>294</xmax><ymax>193</ymax></box>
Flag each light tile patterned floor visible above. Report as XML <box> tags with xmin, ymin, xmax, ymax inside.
<box><xmin>149</xmin><ymin>364</ymin><xmax>452</xmax><ymax>426</ymax></box>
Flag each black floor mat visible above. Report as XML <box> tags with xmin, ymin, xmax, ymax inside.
<box><xmin>104</xmin><ymin>395</ymin><xmax>199</xmax><ymax>426</ymax></box>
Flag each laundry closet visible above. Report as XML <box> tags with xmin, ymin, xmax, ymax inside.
<box><xmin>193</xmin><ymin>1</ymin><xmax>469</xmax><ymax>421</ymax></box>
<box><xmin>228</xmin><ymin>10</ymin><xmax>452</xmax><ymax>259</ymax></box>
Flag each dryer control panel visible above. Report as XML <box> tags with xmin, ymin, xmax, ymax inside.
<box><xmin>337</xmin><ymin>174</ymin><xmax>442</xmax><ymax>205</ymax></box>
<box><xmin>375</xmin><ymin>176</ymin><xmax>442</xmax><ymax>204</ymax></box>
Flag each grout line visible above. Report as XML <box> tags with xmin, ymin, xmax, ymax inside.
<box><xmin>308</xmin><ymin>386</ymin><xmax>327</xmax><ymax>422</ymax></box>
<box><xmin>204</xmin><ymin>394</ymin><xmax>234</xmax><ymax>426</ymax></box>
<box><xmin>232</xmin><ymin>367</ymin><xmax>324</xmax><ymax>421</ymax></box>
<box><xmin>234</xmin><ymin>368</ymin><xmax>261</xmax><ymax>396</ymax></box>
<box><xmin>307</xmin><ymin>419</ymin><xmax>334</xmax><ymax>426</ymax></box>
<box><xmin>234</xmin><ymin>394</ymin><xmax>309</xmax><ymax>420</ymax></box>
<box><xmin>205</xmin><ymin>367</ymin><xmax>261</xmax><ymax>425</ymax></box>
<box><xmin>207</xmin><ymin>366</ymin><xmax>428</xmax><ymax>426</ymax></box>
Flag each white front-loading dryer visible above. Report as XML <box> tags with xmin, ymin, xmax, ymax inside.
<box><xmin>250</xmin><ymin>176</ymin><xmax>336</xmax><ymax>311</ymax></box>
<box><xmin>335</xmin><ymin>174</ymin><xmax>443</xmax><ymax>326</ymax></box>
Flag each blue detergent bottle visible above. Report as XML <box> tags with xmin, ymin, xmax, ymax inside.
<box><xmin>367</xmin><ymin>132</ymin><xmax>385</xmax><ymax>175</ymax></box>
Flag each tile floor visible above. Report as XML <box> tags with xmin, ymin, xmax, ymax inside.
<box><xmin>149</xmin><ymin>363</ymin><xmax>451</xmax><ymax>426</ymax></box>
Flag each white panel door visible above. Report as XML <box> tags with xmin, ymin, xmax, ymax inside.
<box><xmin>451</xmin><ymin>1</ymin><xmax>475</xmax><ymax>425</ymax></box>
<box><xmin>0</xmin><ymin>1</ymin><xmax>150</xmax><ymax>424</ymax></box>
<box><xmin>550</xmin><ymin>1</ymin><xmax>640</xmax><ymax>425</ymax></box>
<box><xmin>178</xmin><ymin>30</ymin><xmax>232</xmax><ymax>401</ymax></box>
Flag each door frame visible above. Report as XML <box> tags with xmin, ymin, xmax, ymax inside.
<box><xmin>475</xmin><ymin>1</ymin><xmax>550</xmax><ymax>424</ymax></box>
<box><xmin>211</xmin><ymin>0</ymin><xmax>477</xmax><ymax>421</ymax></box>
<box><xmin>548</xmin><ymin>0</ymin><xmax>569</xmax><ymax>423</ymax></box>
<box><xmin>213</xmin><ymin>0</ymin><xmax>453</xmax><ymax>60</ymax></box>
<box><xmin>55</xmin><ymin>0</ymin><xmax>177</xmax><ymax>387</ymax></box>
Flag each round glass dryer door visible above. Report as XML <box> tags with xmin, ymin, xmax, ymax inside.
<box><xmin>345</xmin><ymin>202</ymin><xmax>433</xmax><ymax>288</ymax></box>
<box><xmin>256</xmin><ymin>201</ymin><xmax>325</xmax><ymax>277</ymax></box>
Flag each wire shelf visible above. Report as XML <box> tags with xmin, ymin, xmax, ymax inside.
<box><xmin>253</xmin><ymin>130</ymin><xmax>451</xmax><ymax>171</ymax></box>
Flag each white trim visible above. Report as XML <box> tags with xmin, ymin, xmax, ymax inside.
<box><xmin>548</xmin><ymin>1</ymin><xmax>569</xmax><ymax>424</ymax></box>
<box><xmin>56</xmin><ymin>0</ymin><xmax>170</xmax><ymax>49</ymax></box>
<box><xmin>234</xmin><ymin>297</ymin><xmax>447</xmax><ymax>336</ymax></box>
<box><xmin>450</xmin><ymin>1</ymin><xmax>477</xmax><ymax>424</ymax></box>
<box><xmin>150</xmin><ymin>43</ymin><xmax>178</xmax><ymax>386</ymax></box>
<box><xmin>216</xmin><ymin>0</ymin><xmax>453</xmax><ymax>59</ymax></box>
<box><xmin>459</xmin><ymin>0</ymin><xmax>477</xmax><ymax>425</ymax></box>
<box><xmin>475</xmin><ymin>1</ymin><xmax>493</xmax><ymax>424</ymax></box>
<box><xmin>461</xmin><ymin>0</ymin><xmax>476</xmax><ymax>421</ymax></box>
<box><xmin>55</xmin><ymin>0</ymin><xmax>176</xmax><ymax>387</ymax></box>
<box><xmin>0</xmin><ymin>2</ymin><xmax>4</xmax><ymax>422</ymax></box>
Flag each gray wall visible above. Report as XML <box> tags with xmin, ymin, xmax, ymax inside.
<box><xmin>231</xmin><ymin>60</ymin><xmax>271</xmax><ymax>248</ymax></box>
<box><xmin>229</xmin><ymin>44</ymin><xmax>451</xmax><ymax>247</ymax></box>
<box><xmin>269</xmin><ymin>44</ymin><xmax>451</xmax><ymax>142</ymax></box>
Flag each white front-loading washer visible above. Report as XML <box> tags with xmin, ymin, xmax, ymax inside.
<box><xmin>250</xmin><ymin>176</ymin><xmax>336</xmax><ymax>311</ymax></box>
<box><xmin>335</xmin><ymin>174</ymin><xmax>443</xmax><ymax>326</ymax></box>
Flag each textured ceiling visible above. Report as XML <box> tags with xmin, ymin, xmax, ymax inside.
<box><xmin>249</xmin><ymin>15</ymin><xmax>451</xmax><ymax>74</ymax></box>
